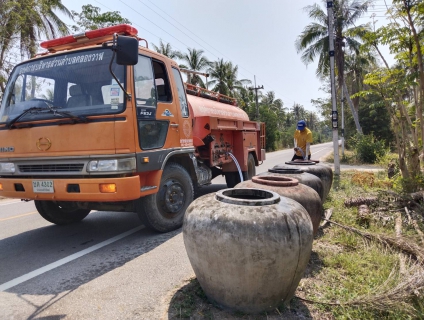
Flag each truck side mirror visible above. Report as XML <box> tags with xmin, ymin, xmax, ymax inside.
<box><xmin>115</xmin><ymin>36</ymin><xmax>139</xmax><ymax>65</ymax></box>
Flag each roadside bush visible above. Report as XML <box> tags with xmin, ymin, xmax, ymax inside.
<box><xmin>352</xmin><ymin>133</ymin><xmax>386</xmax><ymax>164</ymax></box>
<box><xmin>392</xmin><ymin>174</ymin><xmax>424</xmax><ymax>193</ymax></box>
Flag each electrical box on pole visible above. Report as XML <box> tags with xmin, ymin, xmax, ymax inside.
<box><xmin>327</xmin><ymin>1</ymin><xmax>340</xmax><ymax>175</ymax></box>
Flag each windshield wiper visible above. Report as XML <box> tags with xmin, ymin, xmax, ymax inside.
<box><xmin>6</xmin><ymin>106</ymin><xmax>87</xmax><ymax>129</ymax></box>
<box><xmin>47</xmin><ymin>107</ymin><xmax>88</xmax><ymax>124</ymax></box>
<box><xmin>6</xmin><ymin>107</ymin><xmax>44</xmax><ymax>129</ymax></box>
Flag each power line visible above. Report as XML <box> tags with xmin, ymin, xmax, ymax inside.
<box><xmin>138</xmin><ymin>0</ymin><xmax>305</xmax><ymax>107</ymax></box>
<box><xmin>92</xmin><ymin>0</ymin><xmax>185</xmax><ymax>53</ymax></box>
<box><xmin>138</xmin><ymin>0</ymin><xmax>222</xmax><ymax>59</ymax></box>
<box><xmin>92</xmin><ymin>0</ymin><xmax>373</xmax><ymax>108</ymax></box>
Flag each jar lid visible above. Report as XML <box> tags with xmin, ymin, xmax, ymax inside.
<box><xmin>285</xmin><ymin>160</ymin><xmax>316</xmax><ymax>165</ymax></box>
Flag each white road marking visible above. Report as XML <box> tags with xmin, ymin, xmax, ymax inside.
<box><xmin>0</xmin><ymin>200</ymin><xmax>24</xmax><ymax>206</ymax></box>
<box><xmin>0</xmin><ymin>211</ymin><xmax>37</xmax><ymax>222</ymax></box>
<box><xmin>311</xmin><ymin>146</ymin><xmax>332</xmax><ymax>155</ymax></box>
<box><xmin>0</xmin><ymin>225</ymin><xmax>145</xmax><ymax>291</ymax></box>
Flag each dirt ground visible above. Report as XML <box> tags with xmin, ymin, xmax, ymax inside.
<box><xmin>165</xmin><ymin>276</ymin><xmax>330</xmax><ymax>320</ymax></box>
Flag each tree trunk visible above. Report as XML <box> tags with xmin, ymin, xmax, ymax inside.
<box><xmin>342</xmin><ymin>80</ymin><xmax>362</xmax><ymax>134</ymax></box>
<box><xmin>398</xmin><ymin>99</ymin><xmax>418</xmax><ymax>148</ymax></box>
<box><xmin>399</xmin><ymin>121</ymin><xmax>409</xmax><ymax>179</ymax></box>
<box><xmin>404</xmin><ymin>0</ymin><xmax>424</xmax><ymax>166</ymax></box>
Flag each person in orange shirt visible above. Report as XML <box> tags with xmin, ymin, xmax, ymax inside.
<box><xmin>292</xmin><ymin>120</ymin><xmax>312</xmax><ymax>161</ymax></box>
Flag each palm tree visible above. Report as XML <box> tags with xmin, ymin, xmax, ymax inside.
<box><xmin>344</xmin><ymin>50</ymin><xmax>377</xmax><ymax>111</ymax></box>
<box><xmin>152</xmin><ymin>40</ymin><xmax>180</xmax><ymax>59</ymax></box>
<box><xmin>237</xmin><ymin>86</ymin><xmax>256</xmax><ymax>118</ymax></box>
<box><xmin>0</xmin><ymin>0</ymin><xmax>71</xmax><ymax>94</ymax></box>
<box><xmin>224</xmin><ymin>62</ymin><xmax>251</xmax><ymax>97</ymax></box>
<box><xmin>261</xmin><ymin>91</ymin><xmax>284</xmax><ymax>114</ymax></box>
<box><xmin>176</xmin><ymin>48</ymin><xmax>210</xmax><ymax>88</ymax></box>
<box><xmin>260</xmin><ymin>91</ymin><xmax>286</xmax><ymax>134</ymax></box>
<box><xmin>208</xmin><ymin>59</ymin><xmax>229</xmax><ymax>94</ymax></box>
<box><xmin>291</xmin><ymin>103</ymin><xmax>305</xmax><ymax>122</ymax></box>
<box><xmin>16</xmin><ymin>0</ymin><xmax>72</xmax><ymax>58</ymax></box>
<box><xmin>208</xmin><ymin>59</ymin><xmax>250</xmax><ymax>97</ymax></box>
<box><xmin>295</xmin><ymin>0</ymin><xmax>371</xmax><ymax>84</ymax></box>
<box><xmin>295</xmin><ymin>0</ymin><xmax>371</xmax><ymax>133</ymax></box>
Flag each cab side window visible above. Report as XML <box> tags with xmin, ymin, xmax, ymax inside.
<box><xmin>172</xmin><ymin>68</ymin><xmax>189</xmax><ymax>118</ymax></box>
<box><xmin>134</xmin><ymin>55</ymin><xmax>156</xmax><ymax>113</ymax></box>
<box><xmin>152</xmin><ymin>60</ymin><xmax>172</xmax><ymax>103</ymax></box>
<box><xmin>135</xmin><ymin>56</ymin><xmax>169</xmax><ymax>149</ymax></box>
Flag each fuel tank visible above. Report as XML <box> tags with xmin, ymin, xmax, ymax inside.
<box><xmin>187</xmin><ymin>95</ymin><xmax>249</xmax><ymax>121</ymax></box>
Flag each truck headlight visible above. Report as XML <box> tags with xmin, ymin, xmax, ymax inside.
<box><xmin>87</xmin><ymin>158</ymin><xmax>136</xmax><ymax>172</ymax></box>
<box><xmin>0</xmin><ymin>162</ymin><xmax>15</xmax><ymax>173</ymax></box>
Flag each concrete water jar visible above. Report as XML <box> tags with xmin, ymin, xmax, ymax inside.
<box><xmin>183</xmin><ymin>188</ymin><xmax>313</xmax><ymax>313</ymax></box>
<box><xmin>276</xmin><ymin>160</ymin><xmax>333</xmax><ymax>200</ymax></box>
<box><xmin>236</xmin><ymin>176</ymin><xmax>322</xmax><ymax>235</ymax></box>
<box><xmin>258</xmin><ymin>167</ymin><xmax>325</xmax><ymax>202</ymax></box>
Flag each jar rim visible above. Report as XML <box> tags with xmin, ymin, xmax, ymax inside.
<box><xmin>269</xmin><ymin>167</ymin><xmax>304</xmax><ymax>174</ymax></box>
<box><xmin>285</xmin><ymin>160</ymin><xmax>317</xmax><ymax>165</ymax></box>
<box><xmin>252</xmin><ymin>175</ymin><xmax>298</xmax><ymax>187</ymax></box>
<box><xmin>215</xmin><ymin>188</ymin><xmax>280</xmax><ymax>206</ymax></box>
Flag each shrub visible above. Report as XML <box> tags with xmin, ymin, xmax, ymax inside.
<box><xmin>352</xmin><ymin>134</ymin><xmax>386</xmax><ymax>164</ymax></box>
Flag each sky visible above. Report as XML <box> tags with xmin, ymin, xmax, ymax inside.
<box><xmin>59</xmin><ymin>0</ymin><xmax>394</xmax><ymax>113</ymax></box>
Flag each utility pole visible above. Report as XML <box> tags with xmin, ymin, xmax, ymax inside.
<box><xmin>248</xmin><ymin>75</ymin><xmax>263</xmax><ymax>121</ymax></box>
<box><xmin>341</xmin><ymin>91</ymin><xmax>345</xmax><ymax>156</ymax></box>
<box><xmin>327</xmin><ymin>1</ymin><xmax>340</xmax><ymax>176</ymax></box>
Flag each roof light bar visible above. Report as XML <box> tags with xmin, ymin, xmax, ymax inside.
<box><xmin>40</xmin><ymin>24</ymin><xmax>138</xmax><ymax>50</ymax></box>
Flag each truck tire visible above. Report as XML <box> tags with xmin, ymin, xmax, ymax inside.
<box><xmin>34</xmin><ymin>200</ymin><xmax>90</xmax><ymax>225</ymax></box>
<box><xmin>225</xmin><ymin>153</ymin><xmax>256</xmax><ymax>188</ymax></box>
<box><xmin>136</xmin><ymin>162</ymin><xmax>194</xmax><ymax>233</ymax></box>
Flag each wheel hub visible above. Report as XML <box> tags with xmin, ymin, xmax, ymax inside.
<box><xmin>162</xmin><ymin>180</ymin><xmax>185</xmax><ymax>213</ymax></box>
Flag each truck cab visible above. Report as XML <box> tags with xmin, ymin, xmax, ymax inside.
<box><xmin>0</xmin><ymin>25</ymin><xmax>265</xmax><ymax>232</ymax></box>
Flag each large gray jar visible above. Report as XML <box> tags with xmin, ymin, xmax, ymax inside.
<box><xmin>183</xmin><ymin>188</ymin><xmax>313</xmax><ymax>314</ymax></box>
<box><xmin>258</xmin><ymin>167</ymin><xmax>325</xmax><ymax>202</ymax></box>
<box><xmin>275</xmin><ymin>160</ymin><xmax>333</xmax><ymax>200</ymax></box>
<box><xmin>235</xmin><ymin>175</ymin><xmax>322</xmax><ymax>235</ymax></box>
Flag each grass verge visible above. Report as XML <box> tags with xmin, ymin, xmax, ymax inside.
<box><xmin>167</xmin><ymin>170</ymin><xmax>424</xmax><ymax>319</ymax></box>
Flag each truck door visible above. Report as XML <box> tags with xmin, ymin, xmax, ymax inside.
<box><xmin>152</xmin><ymin>60</ymin><xmax>181</xmax><ymax>149</ymax></box>
<box><xmin>171</xmin><ymin>67</ymin><xmax>192</xmax><ymax>147</ymax></box>
<box><xmin>134</xmin><ymin>56</ymin><xmax>179</xmax><ymax>150</ymax></box>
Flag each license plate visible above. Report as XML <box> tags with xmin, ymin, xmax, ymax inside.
<box><xmin>32</xmin><ymin>180</ymin><xmax>54</xmax><ymax>193</ymax></box>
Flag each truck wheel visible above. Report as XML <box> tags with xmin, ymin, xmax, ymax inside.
<box><xmin>225</xmin><ymin>153</ymin><xmax>256</xmax><ymax>188</ymax></box>
<box><xmin>34</xmin><ymin>200</ymin><xmax>90</xmax><ymax>225</ymax></box>
<box><xmin>136</xmin><ymin>162</ymin><xmax>194</xmax><ymax>233</ymax></box>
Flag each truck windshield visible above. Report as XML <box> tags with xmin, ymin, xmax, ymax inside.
<box><xmin>0</xmin><ymin>48</ymin><xmax>125</xmax><ymax>125</ymax></box>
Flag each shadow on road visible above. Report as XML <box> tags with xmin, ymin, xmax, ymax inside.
<box><xmin>1</xmin><ymin>212</ymin><xmax>180</xmax><ymax>296</ymax></box>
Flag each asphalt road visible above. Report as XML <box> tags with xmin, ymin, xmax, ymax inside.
<box><xmin>0</xmin><ymin>142</ymin><xmax>334</xmax><ymax>319</ymax></box>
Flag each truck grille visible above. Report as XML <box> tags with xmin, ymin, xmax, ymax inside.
<box><xmin>19</xmin><ymin>164</ymin><xmax>85</xmax><ymax>173</ymax></box>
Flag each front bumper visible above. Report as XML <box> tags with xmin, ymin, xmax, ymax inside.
<box><xmin>0</xmin><ymin>176</ymin><xmax>141</xmax><ymax>201</ymax></box>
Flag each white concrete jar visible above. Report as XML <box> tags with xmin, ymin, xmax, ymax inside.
<box><xmin>183</xmin><ymin>188</ymin><xmax>313</xmax><ymax>313</ymax></box>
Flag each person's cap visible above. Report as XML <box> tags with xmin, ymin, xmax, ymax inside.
<box><xmin>297</xmin><ymin>120</ymin><xmax>306</xmax><ymax>130</ymax></box>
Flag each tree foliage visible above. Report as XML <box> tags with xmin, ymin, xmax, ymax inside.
<box><xmin>152</xmin><ymin>40</ymin><xmax>181</xmax><ymax>59</ymax></box>
<box><xmin>71</xmin><ymin>4</ymin><xmax>130</xmax><ymax>32</ymax></box>
<box><xmin>356</xmin><ymin>0</ymin><xmax>424</xmax><ymax>188</ymax></box>
<box><xmin>0</xmin><ymin>0</ymin><xmax>71</xmax><ymax>96</ymax></box>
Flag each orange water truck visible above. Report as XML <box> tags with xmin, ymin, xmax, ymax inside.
<box><xmin>0</xmin><ymin>24</ymin><xmax>266</xmax><ymax>232</ymax></box>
